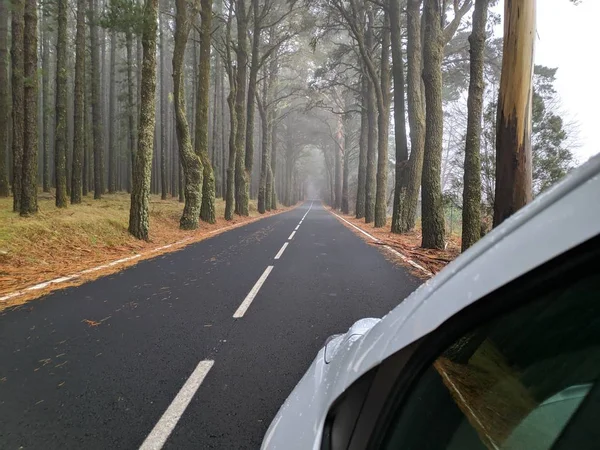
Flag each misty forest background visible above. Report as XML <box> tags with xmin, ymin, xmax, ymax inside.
<box><xmin>0</xmin><ymin>0</ymin><xmax>581</xmax><ymax>253</ymax></box>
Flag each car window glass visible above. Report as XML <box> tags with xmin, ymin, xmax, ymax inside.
<box><xmin>380</xmin><ymin>273</ymin><xmax>600</xmax><ymax>450</ymax></box>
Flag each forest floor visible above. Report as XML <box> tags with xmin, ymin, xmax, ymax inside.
<box><xmin>0</xmin><ymin>192</ymin><xmax>292</xmax><ymax>309</ymax></box>
<box><xmin>329</xmin><ymin>210</ymin><xmax>461</xmax><ymax>278</ymax></box>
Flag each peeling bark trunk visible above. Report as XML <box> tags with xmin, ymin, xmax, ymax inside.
<box><xmin>390</xmin><ymin>0</ymin><xmax>409</xmax><ymax>233</ymax></box>
<box><xmin>172</xmin><ymin>0</ymin><xmax>202</xmax><ymax>230</ymax></box>
<box><xmin>129</xmin><ymin>0</ymin><xmax>159</xmax><ymax>239</ymax></box>
<box><xmin>401</xmin><ymin>0</ymin><xmax>426</xmax><ymax>232</ymax></box>
<box><xmin>197</xmin><ymin>0</ymin><xmax>216</xmax><ymax>224</ymax></box>
<box><xmin>462</xmin><ymin>0</ymin><xmax>489</xmax><ymax>250</ymax></box>
<box><xmin>421</xmin><ymin>0</ymin><xmax>445</xmax><ymax>249</ymax></box>
<box><xmin>71</xmin><ymin>0</ymin><xmax>86</xmax><ymax>204</ymax></box>
<box><xmin>20</xmin><ymin>0</ymin><xmax>37</xmax><ymax>215</ymax></box>
<box><xmin>11</xmin><ymin>0</ymin><xmax>24</xmax><ymax>212</ymax></box>
<box><xmin>493</xmin><ymin>0</ymin><xmax>534</xmax><ymax>228</ymax></box>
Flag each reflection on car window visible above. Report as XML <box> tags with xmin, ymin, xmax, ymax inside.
<box><xmin>380</xmin><ymin>274</ymin><xmax>600</xmax><ymax>450</ymax></box>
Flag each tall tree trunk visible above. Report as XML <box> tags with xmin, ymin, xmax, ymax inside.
<box><xmin>341</xmin><ymin>107</ymin><xmax>350</xmax><ymax>214</ymax></box>
<box><xmin>126</xmin><ymin>32</ymin><xmax>135</xmax><ymax>193</ymax></box>
<box><xmin>89</xmin><ymin>0</ymin><xmax>104</xmax><ymax>199</ymax></box>
<box><xmin>129</xmin><ymin>0</ymin><xmax>158</xmax><ymax>239</ymax></box>
<box><xmin>374</xmin><ymin>14</ymin><xmax>391</xmax><ymax>228</ymax></box>
<box><xmin>234</xmin><ymin>0</ymin><xmax>249</xmax><ymax>216</ymax></box>
<box><xmin>172</xmin><ymin>0</ymin><xmax>202</xmax><ymax>229</ymax></box>
<box><xmin>365</xmin><ymin>75</ymin><xmax>377</xmax><ymax>223</ymax></box>
<box><xmin>41</xmin><ymin>7</ymin><xmax>50</xmax><ymax>193</ymax></box>
<box><xmin>0</xmin><ymin>0</ymin><xmax>9</xmax><ymax>197</ymax></box>
<box><xmin>108</xmin><ymin>30</ymin><xmax>117</xmax><ymax>193</ymax></box>
<box><xmin>11</xmin><ymin>0</ymin><xmax>24</xmax><ymax>211</ymax></box>
<box><xmin>71</xmin><ymin>0</ymin><xmax>86</xmax><ymax>203</ymax></box>
<box><xmin>212</xmin><ymin>51</ymin><xmax>221</xmax><ymax>197</ymax></box>
<box><xmin>364</xmin><ymin>12</ymin><xmax>377</xmax><ymax>224</ymax></box>
<box><xmin>390</xmin><ymin>0</ymin><xmax>409</xmax><ymax>233</ymax></box>
<box><xmin>462</xmin><ymin>0</ymin><xmax>489</xmax><ymax>250</ymax></box>
<box><xmin>245</xmin><ymin>0</ymin><xmax>260</xmax><ymax>187</ymax></box>
<box><xmin>355</xmin><ymin>76</ymin><xmax>367</xmax><ymax>218</ymax></box>
<box><xmin>270</xmin><ymin>117</ymin><xmax>277</xmax><ymax>209</ymax></box>
<box><xmin>21</xmin><ymin>0</ymin><xmax>37</xmax><ymax>215</ymax></box>
<box><xmin>421</xmin><ymin>0</ymin><xmax>445</xmax><ymax>249</ymax></box>
<box><xmin>493</xmin><ymin>0</ymin><xmax>534</xmax><ymax>228</ymax></box>
<box><xmin>159</xmin><ymin>10</ymin><xmax>168</xmax><ymax>200</ymax></box>
<box><xmin>198</xmin><ymin>0</ymin><xmax>216</xmax><ymax>223</ymax></box>
<box><xmin>54</xmin><ymin>0</ymin><xmax>68</xmax><ymax>207</ymax></box>
<box><xmin>334</xmin><ymin>117</ymin><xmax>342</xmax><ymax>210</ymax></box>
<box><xmin>83</xmin><ymin>62</ymin><xmax>89</xmax><ymax>197</ymax></box>
<box><xmin>400</xmin><ymin>0</ymin><xmax>425</xmax><ymax>232</ymax></box>
<box><xmin>225</xmin><ymin>84</ymin><xmax>236</xmax><ymax>220</ymax></box>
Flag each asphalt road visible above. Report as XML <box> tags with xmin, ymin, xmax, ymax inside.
<box><xmin>0</xmin><ymin>201</ymin><xmax>421</xmax><ymax>449</ymax></box>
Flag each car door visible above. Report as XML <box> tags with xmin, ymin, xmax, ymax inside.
<box><xmin>320</xmin><ymin>235</ymin><xmax>600</xmax><ymax>450</ymax></box>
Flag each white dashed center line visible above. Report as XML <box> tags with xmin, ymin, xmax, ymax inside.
<box><xmin>233</xmin><ymin>266</ymin><xmax>274</xmax><ymax>318</ymax></box>
<box><xmin>288</xmin><ymin>231</ymin><xmax>296</xmax><ymax>240</ymax></box>
<box><xmin>274</xmin><ymin>242</ymin><xmax>288</xmax><ymax>260</ymax></box>
<box><xmin>139</xmin><ymin>360</ymin><xmax>215</xmax><ymax>450</ymax></box>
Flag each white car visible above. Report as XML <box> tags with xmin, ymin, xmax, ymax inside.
<box><xmin>262</xmin><ymin>154</ymin><xmax>600</xmax><ymax>450</ymax></box>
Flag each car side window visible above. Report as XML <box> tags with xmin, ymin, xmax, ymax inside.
<box><xmin>377</xmin><ymin>272</ymin><xmax>600</xmax><ymax>450</ymax></box>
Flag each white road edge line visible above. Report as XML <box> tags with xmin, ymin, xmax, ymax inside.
<box><xmin>233</xmin><ymin>266</ymin><xmax>274</xmax><ymax>318</ymax></box>
<box><xmin>274</xmin><ymin>243</ymin><xmax>288</xmax><ymax>260</ymax></box>
<box><xmin>288</xmin><ymin>231</ymin><xmax>296</xmax><ymax>240</ymax></box>
<box><xmin>139</xmin><ymin>360</ymin><xmax>215</xmax><ymax>450</ymax></box>
<box><xmin>0</xmin><ymin>237</ymin><xmax>195</xmax><ymax>303</ymax></box>
<box><xmin>329</xmin><ymin>210</ymin><xmax>432</xmax><ymax>277</ymax></box>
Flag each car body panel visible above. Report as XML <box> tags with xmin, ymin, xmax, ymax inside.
<box><xmin>262</xmin><ymin>155</ymin><xmax>600</xmax><ymax>450</ymax></box>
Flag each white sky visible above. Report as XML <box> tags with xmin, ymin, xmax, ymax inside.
<box><xmin>494</xmin><ymin>0</ymin><xmax>600</xmax><ymax>163</ymax></box>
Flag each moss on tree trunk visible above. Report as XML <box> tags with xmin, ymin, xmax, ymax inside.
<box><xmin>400</xmin><ymin>0</ymin><xmax>426</xmax><ymax>233</ymax></box>
<box><xmin>355</xmin><ymin>76</ymin><xmax>367</xmax><ymax>219</ymax></box>
<box><xmin>0</xmin><ymin>0</ymin><xmax>10</xmax><ymax>198</ymax></box>
<box><xmin>374</xmin><ymin>15</ymin><xmax>390</xmax><ymax>228</ymax></box>
<box><xmin>421</xmin><ymin>0</ymin><xmax>446</xmax><ymax>249</ymax></box>
<box><xmin>390</xmin><ymin>0</ymin><xmax>409</xmax><ymax>234</ymax></box>
<box><xmin>197</xmin><ymin>0</ymin><xmax>216</xmax><ymax>224</ymax></box>
<box><xmin>54</xmin><ymin>0</ymin><xmax>68</xmax><ymax>208</ymax></box>
<box><xmin>462</xmin><ymin>0</ymin><xmax>489</xmax><ymax>250</ymax></box>
<box><xmin>89</xmin><ymin>0</ymin><xmax>104</xmax><ymax>199</ymax></box>
<box><xmin>20</xmin><ymin>0</ymin><xmax>37</xmax><ymax>215</ymax></box>
<box><xmin>129</xmin><ymin>0</ymin><xmax>158</xmax><ymax>239</ymax></box>
<box><xmin>234</xmin><ymin>0</ymin><xmax>249</xmax><ymax>216</ymax></box>
<box><xmin>11</xmin><ymin>0</ymin><xmax>24</xmax><ymax>212</ymax></box>
<box><xmin>172</xmin><ymin>0</ymin><xmax>202</xmax><ymax>230</ymax></box>
<box><xmin>71</xmin><ymin>0</ymin><xmax>86</xmax><ymax>204</ymax></box>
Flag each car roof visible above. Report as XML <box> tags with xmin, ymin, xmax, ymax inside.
<box><xmin>335</xmin><ymin>153</ymin><xmax>600</xmax><ymax>391</ymax></box>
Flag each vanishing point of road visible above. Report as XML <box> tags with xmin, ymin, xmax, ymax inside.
<box><xmin>0</xmin><ymin>201</ymin><xmax>421</xmax><ymax>449</ymax></box>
